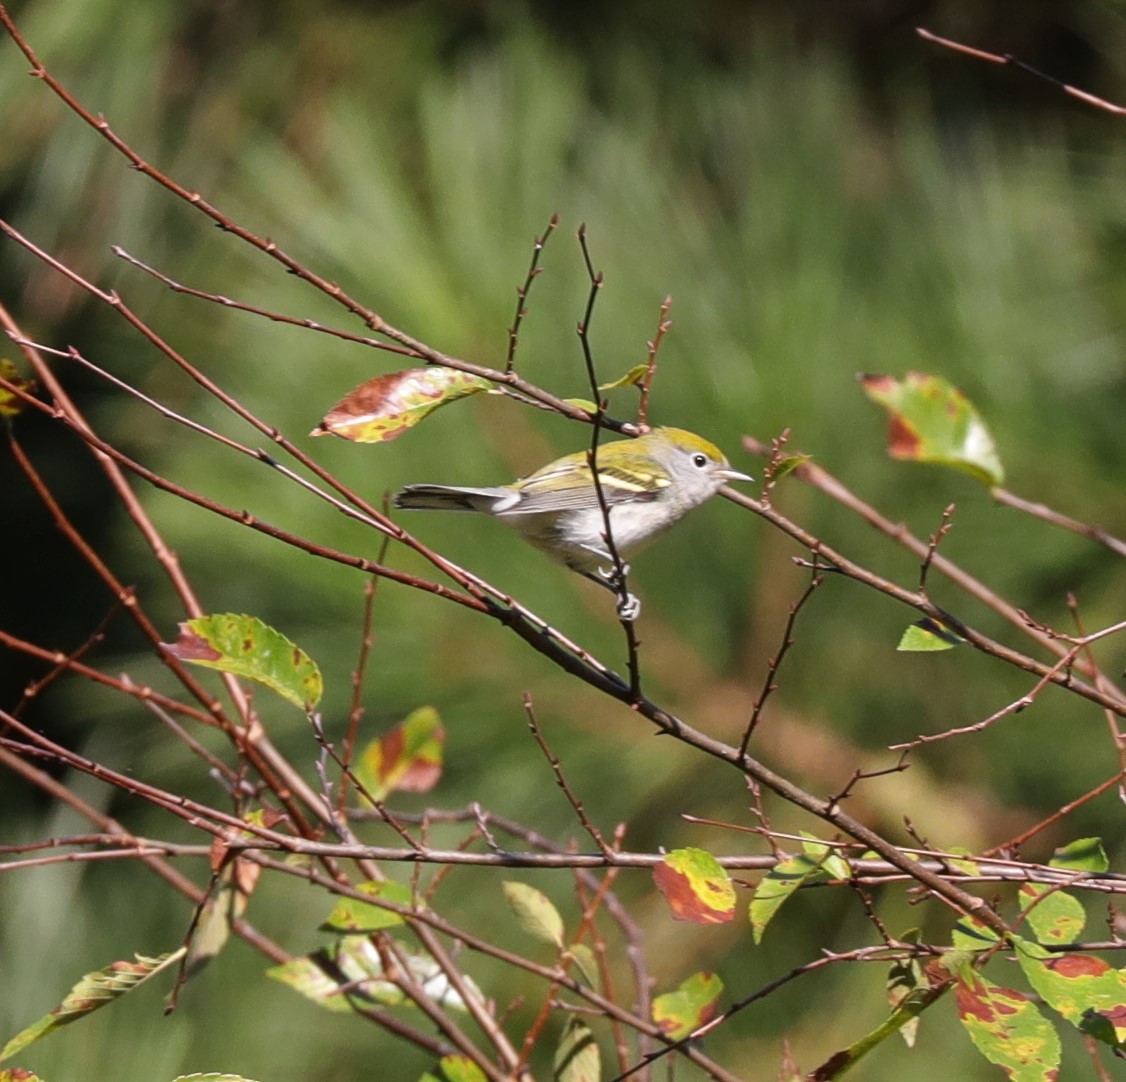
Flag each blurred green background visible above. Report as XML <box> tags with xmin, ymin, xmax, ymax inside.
<box><xmin>2</xmin><ymin>1</ymin><xmax>1125</xmax><ymax>1078</ymax></box>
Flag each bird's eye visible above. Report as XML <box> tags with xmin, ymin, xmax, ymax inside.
<box><xmin>691</xmin><ymin>453</ymin><xmax>709</xmax><ymax>469</ymax></box>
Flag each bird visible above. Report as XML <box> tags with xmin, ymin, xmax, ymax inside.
<box><xmin>394</xmin><ymin>426</ymin><xmax>752</xmax><ymax>619</ymax></box>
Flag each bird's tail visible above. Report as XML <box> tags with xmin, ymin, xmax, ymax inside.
<box><xmin>393</xmin><ymin>484</ymin><xmax>516</xmax><ymax>513</ymax></box>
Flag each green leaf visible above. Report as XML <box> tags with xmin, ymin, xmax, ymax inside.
<box><xmin>1018</xmin><ymin>883</ymin><xmax>1086</xmax><ymax>946</ymax></box>
<box><xmin>1015</xmin><ymin>937</ymin><xmax>1126</xmax><ymax>1050</ymax></box>
<box><xmin>354</xmin><ymin>706</ymin><xmax>445</xmax><ymax>804</ymax></box>
<box><xmin>1051</xmin><ymin>837</ymin><xmax>1108</xmax><ymax>874</ymax></box>
<box><xmin>312</xmin><ymin>366</ymin><xmax>495</xmax><ymax>443</ymax></box>
<box><xmin>887</xmin><ymin>932</ymin><xmax>927</xmax><ymax>1048</ymax></box>
<box><xmin>0</xmin><ymin>359</ymin><xmax>35</xmax><ymax>418</ymax></box>
<box><xmin>749</xmin><ymin>845</ymin><xmax>833</xmax><ymax>943</ymax></box>
<box><xmin>0</xmin><ymin>951</ymin><xmax>185</xmax><ymax>1062</ymax></box>
<box><xmin>653</xmin><ymin>848</ymin><xmax>736</xmax><ymax>925</ymax></box>
<box><xmin>771</xmin><ymin>453</ymin><xmax>812</xmax><ymax>481</ymax></box>
<box><xmin>561</xmin><ymin>397</ymin><xmax>597</xmax><ymax>413</ymax></box>
<box><xmin>563</xmin><ymin>944</ymin><xmax>599</xmax><ymax>988</ymax></box>
<box><xmin>860</xmin><ymin>371</ymin><xmax>1005</xmax><ymax>486</ymax></box>
<box><xmin>419</xmin><ymin>1056</ymin><xmax>489</xmax><ymax>1082</ymax></box>
<box><xmin>801</xmin><ymin>833</ymin><xmax>850</xmax><ymax>881</ymax></box>
<box><xmin>652</xmin><ymin>972</ymin><xmax>723</xmax><ymax>1041</ymax></box>
<box><xmin>897</xmin><ymin>617</ymin><xmax>966</xmax><ymax>652</ymax></box>
<box><xmin>951</xmin><ymin>914</ymin><xmax>1000</xmax><ymax>952</ymax></box>
<box><xmin>161</xmin><ymin>613</ymin><xmax>322</xmax><ymax>709</ymax></box>
<box><xmin>267</xmin><ymin>938</ymin><xmax>480</xmax><ymax>1014</ymax></box>
<box><xmin>598</xmin><ymin>364</ymin><xmax>648</xmax><ymax>391</ymax></box>
<box><xmin>321</xmin><ymin>880</ymin><xmax>411</xmax><ymax>934</ymax></box>
<box><xmin>502</xmin><ymin>882</ymin><xmax>565</xmax><ymax>948</ymax></box>
<box><xmin>553</xmin><ymin>1017</ymin><xmax>599</xmax><ymax>1082</ymax></box>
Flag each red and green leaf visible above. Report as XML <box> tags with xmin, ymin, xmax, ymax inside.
<box><xmin>955</xmin><ymin>966</ymin><xmax>1060</xmax><ymax>1080</ymax></box>
<box><xmin>354</xmin><ymin>706</ymin><xmax>444</xmax><ymax>804</ymax></box>
<box><xmin>861</xmin><ymin>371</ymin><xmax>1005</xmax><ymax>487</ymax></box>
<box><xmin>312</xmin><ymin>367</ymin><xmax>495</xmax><ymax>443</ymax></box>
<box><xmin>653</xmin><ymin>848</ymin><xmax>735</xmax><ymax>925</ymax></box>
<box><xmin>0</xmin><ymin>951</ymin><xmax>185</xmax><ymax>1062</ymax></box>
<box><xmin>652</xmin><ymin>971</ymin><xmax>723</xmax><ymax>1041</ymax></box>
<box><xmin>161</xmin><ymin>613</ymin><xmax>322</xmax><ymax>710</ymax></box>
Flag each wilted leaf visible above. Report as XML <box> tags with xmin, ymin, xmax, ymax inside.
<box><xmin>749</xmin><ymin>844</ymin><xmax>833</xmax><ymax>943</ymax></box>
<box><xmin>0</xmin><ymin>1071</ymin><xmax>46</xmax><ymax>1082</ymax></box>
<box><xmin>0</xmin><ymin>359</ymin><xmax>35</xmax><ymax>418</ymax></box>
<box><xmin>502</xmin><ymin>882</ymin><xmax>565</xmax><ymax>948</ymax></box>
<box><xmin>161</xmin><ymin>614</ymin><xmax>322</xmax><ymax>710</ymax></box>
<box><xmin>954</xmin><ymin>966</ymin><xmax>1061</xmax><ymax>1080</ymax></box>
<box><xmin>321</xmin><ymin>880</ymin><xmax>411</xmax><ymax>934</ymax></box>
<box><xmin>653</xmin><ymin>848</ymin><xmax>735</xmax><ymax>925</ymax></box>
<box><xmin>554</xmin><ymin>1017</ymin><xmax>599</xmax><ymax>1082</ymax></box>
<box><xmin>897</xmin><ymin>617</ymin><xmax>966</xmax><ymax>652</ymax></box>
<box><xmin>652</xmin><ymin>972</ymin><xmax>723</xmax><ymax>1041</ymax></box>
<box><xmin>268</xmin><ymin>938</ymin><xmax>480</xmax><ymax>1014</ymax></box>
<box><xmin>0</xmin><ymin>951</ymin><xmax>185</xmax><ymax>1062</ymax></box>
<box><xmin>312</xmin><ymin>367</ymin><xmax>495</xmax><ymax>443</ymax></box>
<box><xmin>860</xmin><ymin>372</ymin><xmax>1005</xmax><ymax>487</ymax></box>
<box><xmin>354</xmin><ymin>706</ymin><xmax>444</xmax><ymax>804</ymax></box>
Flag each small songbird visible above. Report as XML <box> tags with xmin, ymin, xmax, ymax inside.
<box><xmin>393</xmin><ymin>426</ymin><xmax>752</xmax><ymax>619</ymax></box>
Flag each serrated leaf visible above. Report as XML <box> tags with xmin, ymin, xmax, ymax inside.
<box><xmin>861</xmin><ymin>371</ymin><xmax>1005</xmax><ymax>487</ymax></box>
<box><xmin>653</xmin><ymin>848</ymin><xmax>735</xmax><ymax>925</ymax></box>
<box><xmin>502</xmin><ymin>882</ymin><xmax>565</xmax><ymax>948</ymax></box>
<box><xmin>0</xmin><ymin>951</ymin><xmax>185</xmax><ymax>1062</ymax></box>
<box><xmin>563</xmin><ymin>944</ymin><xmax>599</xmax><ymax>989</ymax></box>
<box><xmin>749</xmin><ymin>847</ymin><xmax>832</xmax><ymax>943</ymax></box>
<box><xmin>419</xmin><ymin>1055</ymin><xmax>489</xmax><ymax>1082</ymax></box>
<box><xmin>161</xmin><ymin>614</ymin><xmax>322</xmax><ymax>710</ymax></box>
<box><xmin>598</xmin><ymin>364</ymin><xmax>648</xmax><ymax>391</ymax></box>
<box><xmin>954</xmin><ymin>966</ymin><xmax>1061</xmax><ymax>1080</ymax></box>
<box><xmin>312</xmin><ymin>367</ymin><xmax>495</xmax><ymax>443</ymax></box>
<box><xmin>652</xmin><ymin>972</ymin><xmax>723</xmax><ymax>1041</ymax></box>
<box><xmin>0</xmin><ymin>359</ymin><xmax>35</xmax><ymax>418</ymax></box>
<box><xmin>897</xmin><ymin>617</ymin><xmax>965</xmax><ymax>652</ymax></box>
<box><xmin>354</xmin><ymin>706</ymin><xmax>444</xmax><ymax>804</ymax></box>
<box><xmin>554</xmin><ymin>1017</ymin><xmax>599</xmax><ymax>1082</ymax></box>
<box><xmin>1015</xmin><ymin>937</ymin><xmax>1126</xmax><ymax>1050</ymax></box>
<box><xmin>321</xmin><ymin>880</ymin><xmax>411</xmax><ymax>934</ymax></box>
<box><xmin>267</xmin><ymin>938</ymin><xmax>480</xmax><ymax>1014</ymax></box>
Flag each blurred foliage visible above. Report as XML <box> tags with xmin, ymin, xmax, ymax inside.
<box><xmin>2</xmin><ymin>0</ymin><xmax>1125</xmax><ymax>1079</ymax></box>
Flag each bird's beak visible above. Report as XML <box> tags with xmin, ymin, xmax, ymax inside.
<box><xmin>719</xmin><ymin>467</ymin><xmax>754</xmax><ymax>484</ymax></box>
